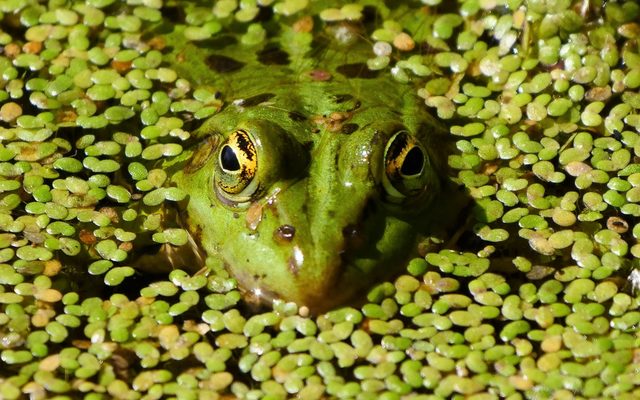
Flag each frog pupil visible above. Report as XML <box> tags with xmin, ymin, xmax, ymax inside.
<box><xmin>221</xmin><ymin>145</ymin><xmax>240</xmax><ymax>171</ymax></box>
<box><xmin>400</xmin><ymin>147</ymin><xmax>424</xmax><ymax>176</ymax></box>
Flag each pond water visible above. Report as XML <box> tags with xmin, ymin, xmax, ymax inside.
<box><xmin>0</xmin><ymin>0</ymin><xmax>639</xmax><ymax>399</ymax></box>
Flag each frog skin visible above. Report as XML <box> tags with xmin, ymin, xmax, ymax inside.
<box><xmin>162</xmin><ymin>22</ymin><xmax>458</xmax><ymax>313</ymax></box>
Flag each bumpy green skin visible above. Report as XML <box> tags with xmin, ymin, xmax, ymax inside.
<box><xmin>165</xmin><ymin>24</ymin><xmax>453</xmax><ymax>312</ymax></box>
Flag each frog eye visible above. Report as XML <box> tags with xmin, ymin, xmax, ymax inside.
<box><xmin>383</xmin><ymin>131</ymin><xmax>429</xmax><ymax>199</ymax></box>
<box><xmin>215</xmin><ymin>129</ymin><xmax>260</xmax><ymax>200</ymax></box>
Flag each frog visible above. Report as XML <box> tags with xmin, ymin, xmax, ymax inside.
<box><xmin>157</xmin><ymin>20</ymin><xmax>465</xmax><ymax>313</ymax></box>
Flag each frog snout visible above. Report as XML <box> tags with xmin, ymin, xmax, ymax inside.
<box><xmin>256</xmin><ymin>196</ymin><xmax>377</xmax><ymax>310</ymax></box>
<box><xmin>235</xmin><ymin>165</ymin><xmax>382</xmax><ymax>311</ymax></box>
<box><xmin>272</xmin><ymin>219</ymin><xmax>367</xmax><ymax>274</ymax></box>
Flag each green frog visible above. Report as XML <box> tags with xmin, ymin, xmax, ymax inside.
<box><xmin>159</xmin><ymin>21</ymin><xmax>460</xmax><ymax>313</ymax></box>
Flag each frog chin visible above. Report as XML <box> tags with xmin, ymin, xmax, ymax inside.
<box><xmin>225</xmin><ymin>226</ymin><xmax>407</xmax><ymax>314</ymax></box>
<box><xmin>226</xmin><ymin>249</ymin><xmax>354</xmax><ymax>313</ymax></box>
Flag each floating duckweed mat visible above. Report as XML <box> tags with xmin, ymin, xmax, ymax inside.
<box><xmin>1</xmin><ymin>0</ymin><xmax>640</xmax><ymax>399</ymax></box>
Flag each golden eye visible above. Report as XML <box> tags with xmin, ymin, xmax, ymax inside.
<box><xmin>383</xmin><ymin>131</ymin><xmax>428</xmax><ymax>199</ymax></box>
<box><xmin>215</xmin><ymin>129</ymin><xmax>258</xmax><ymax>197</ymax></box>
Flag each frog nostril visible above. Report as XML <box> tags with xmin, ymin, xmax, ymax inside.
<box><xmin>274</xmin><ymin>224</ymin><xmax>296</xmax><ymax>244</ymax></box>
<box><xmin>342</xmin><ymin>223</ymin><xmax>365</xmax><ymax>251</ymax></box>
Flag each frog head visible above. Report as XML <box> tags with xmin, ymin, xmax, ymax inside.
<box><xmin>161</xmin><ymin>21</ymin><xmax>458</xmax><ymax>313</ymax></box>
<box><xmin>169</xmin><ymin>74</ymin><xmax>450</xmax><ymax>313</ymax></box>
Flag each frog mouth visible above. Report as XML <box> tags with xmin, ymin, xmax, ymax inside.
<box><xmin>229</xmin><ymin>200</ymin><xmax>396</xmax><ymax>313</ymax></box>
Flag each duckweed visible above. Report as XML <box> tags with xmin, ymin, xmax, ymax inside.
<box><xmin>0</xmin><ymin>0</ymin><xmax>639</xmax><ymax>399</ymax></box>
